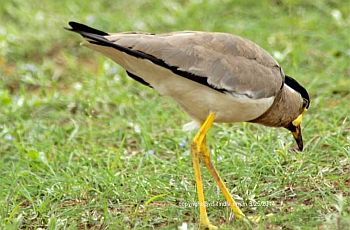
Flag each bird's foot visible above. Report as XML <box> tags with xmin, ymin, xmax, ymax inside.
<box><xmin>199</xmin><ymin>222</ymin><xmax>218</xmax><ymax>230</ymax></box>
<box><xmin>247</xmin><ymin>214</ymin><xmax>261</xmax><ymax>223</ymax></box>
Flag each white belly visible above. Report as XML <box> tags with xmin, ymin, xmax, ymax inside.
<box><xmin>88</xmin><ymin>44</ymin><xmax>274</xmax><ymax>123</ymax></box>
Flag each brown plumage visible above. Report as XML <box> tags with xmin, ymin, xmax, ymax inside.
<box><xmin>251</xmin><ymin>83</ymin><xmax>304</xmax><ymax>127</ymax></box>
<box><xmin>67</xmin><ymin>21</ymin><xmax>310</xmax><ymax>229</ymax></box>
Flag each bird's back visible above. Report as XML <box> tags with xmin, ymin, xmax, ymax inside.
<box><xmin>68</xmin><ymin>22</ymin><xmax>286</xmax><ymax>123</ymax></box>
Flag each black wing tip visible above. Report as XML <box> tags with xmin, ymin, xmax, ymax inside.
<box><xmin>66</xmin><ymin>21</ymin><xmax>109</xmax><ymax>36</ymax></box>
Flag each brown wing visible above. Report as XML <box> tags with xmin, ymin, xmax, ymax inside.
<box><xmin>105</xmin><ymin>31</ymin><xmax>284</xmax><ymax>99</ymax></box>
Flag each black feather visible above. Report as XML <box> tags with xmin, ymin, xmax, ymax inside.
<box><xmin>67</xmin><ymin>21</ymin><xmax>109</xmax><ymax>36</ymax></box>
<box><xmin>126</xmin><ymin>71</ymin><xmax>152</xmax><ymax>88</ymax></box>
<box><xmin>285</xmin><ymin>75</ymin><xmax>310</xmax><ymax>108</ymax></box>
<box><xmin>66</xmin><ymin>22</ymin><xmax>226</xmax><ymax>94</ymax></box>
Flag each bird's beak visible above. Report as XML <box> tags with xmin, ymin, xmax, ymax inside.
<box><xmin>291</xmin><ymin>124</ymin><xmax>303</xmax><ymax>151</ymax></box>
<box><xmin>290</xmin><ymin>108</ymin><xmax>307</xmax><ymax>151</ymax></box>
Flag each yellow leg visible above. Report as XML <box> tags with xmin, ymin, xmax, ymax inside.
<box><xmin>191</xmin><ymin>112</ymin><xmax>217</xmax><ymax>229</ymax></box>
<box><xmin>191</xmin><ymin>112</ymin><xmax>245</xmax><ymax>228</ymax></box>
<box><xmin>201</xmin><ymin>139</ymin><xmax>245</xmax><ymax>219</ymax></box>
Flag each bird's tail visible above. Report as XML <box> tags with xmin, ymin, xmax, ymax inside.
<box><xmin>66</xmin><ymin>21</ymin><xmax>161</xmax><ymax>63</ymax></box>
<box><xmin>65</xmin><ymin>21</ymin><xmax>113</xmax><ymax>47</ymax></box>
<box><xmin>66</xmin><ymin>21</ymin><xmax>109</xmax><ymax>37</ymax></box>
<box><xmin>66</xmin><ymin>21</ymin><xmax>154</xmax><ymax>88</ymax></box>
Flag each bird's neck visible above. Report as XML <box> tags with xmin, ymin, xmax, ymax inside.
<box><xmin>250</xmin><ymin>84</ymin><xmax>304</xmax><ymax>127</ymax></box>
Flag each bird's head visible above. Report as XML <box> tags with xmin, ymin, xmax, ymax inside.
<box><xmin>284</xmin><ymin>76</ymin><xmax>310</xmax><ymax>151</ymax></box>
<box><xmin>285</xmin><ymin>107</ymin><xmax>308</xmax><ymax>151</ymax></box>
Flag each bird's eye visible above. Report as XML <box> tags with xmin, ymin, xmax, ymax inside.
<box><xmin>303</xmin><ymin>98</ymin><xmax>309</xmax><ymax>108</ymax></box>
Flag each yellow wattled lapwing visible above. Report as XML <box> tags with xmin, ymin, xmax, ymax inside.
<box><xmin>67</xmin><ymin>21</ymin><xmax>310</xmax><ymax>229</ymax></box>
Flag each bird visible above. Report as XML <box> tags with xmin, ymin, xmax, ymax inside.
<box><xmin>66</xmin><ymin>21</ymin><xmax>310</xmax><ymax>229</ymax></box>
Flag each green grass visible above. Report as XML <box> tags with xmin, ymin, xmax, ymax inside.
<box><xmin>1</xmin><ymin>0</ymin><xmax>349</xmax><ymax>229</ymax></box>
